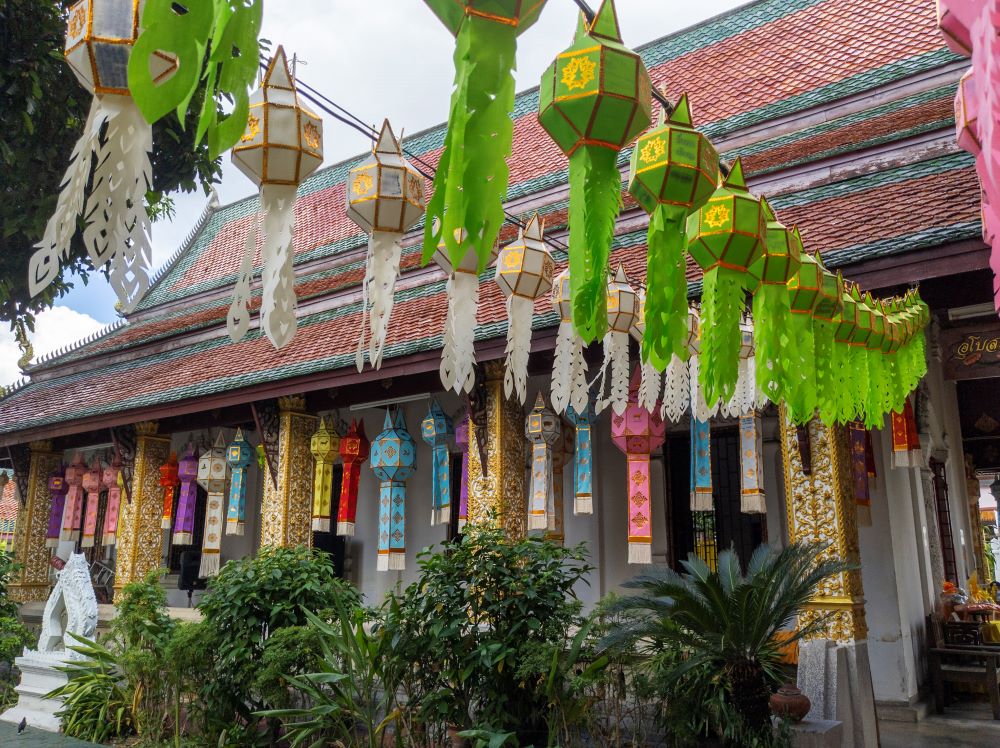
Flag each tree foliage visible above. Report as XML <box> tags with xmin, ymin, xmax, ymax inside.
<box><xmin>0</xmin><ymin>0</ymin><xmax>221</xmax><ymax>332</ymax></box>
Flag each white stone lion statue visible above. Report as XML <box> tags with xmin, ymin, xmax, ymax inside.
<box><xmin>34</xmin><ymin>553</ymin><xmax>98</xmax><ymax>661</ymax></box>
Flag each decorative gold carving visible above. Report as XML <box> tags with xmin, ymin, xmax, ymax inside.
<box><xmin>467</xmin><ymin>362</ymin><xmax>526</xmax><ymax>539</ymax></box>
<box><xmin>113</xmin><ymin>425</ymin><xmax>171</xmax><ymax>602</ymax></box>
<box><xmin>260</xmin><ymin>399</ymin><xmax>317</xmax><ymax>548</ymax></box>
<box><xmin>779</xmin><ymin>406</ymin><xmax>867</xmax><ymax>643</ymax></box>
<box><xmin>9</xmin><ymin>442</ymin><xmax>61</xmax><ymax>603</ymax></box>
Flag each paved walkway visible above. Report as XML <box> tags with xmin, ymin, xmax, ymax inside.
<box><xmin>0</xmin><ymin>721</ymin><xmax>99</xmax><ymax>746</ymax></box>
<box><xmin>880</xmin><ymin>704</ymin><xmax>1000</xmax><ymax>747</ymax></box>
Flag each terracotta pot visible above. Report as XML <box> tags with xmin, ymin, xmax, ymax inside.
<box><xmin>769</xmin><ymin>681</ymin><xmax>811</xmax><ymax>722</ymax></box>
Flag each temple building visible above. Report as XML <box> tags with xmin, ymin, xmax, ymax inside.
<box><xmin>1</xmin><ymin>0</ymin><xmax>997</xmax><ymax>724</ymax></box>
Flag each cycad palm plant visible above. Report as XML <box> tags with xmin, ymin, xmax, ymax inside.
<box><xmin>603</xmin><ymin>542</ymin><xmax>851</xmax><ymax>744</ymax></box>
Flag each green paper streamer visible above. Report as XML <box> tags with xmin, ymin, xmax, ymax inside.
<box><xmin>814</xmin><ymin>319</ymin><xmax>837</xmax><ymax>423</ymax></box>
<box><xmin>753</xmin><ymin>283</ymin><xmax>796</xmax><ymax>405</ymax></box>
<box><xmin>699</xmin><ymin>268</ymin><xmax>743</xmax><ymax>406</ymax></box>
<box><xmin>786</xmin><ymin>312</ymin><xmax>817</xmax><ymax>424</ymax></box>
<box><xmin>568</xmin><ymin>145</ymin><xmax>622</xmax><ymax>343</ymax></box>
<box><xmin>644</xmin><ymin>205</ymin><xmax>689</xmax><ymax>368</ymax></box>
<box><xmin>422</xmin><ymin>15</ymin><xmax>515</xmax><ymax>274</ymax></box>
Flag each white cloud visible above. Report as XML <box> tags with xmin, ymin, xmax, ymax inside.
<box><xmin>0</xmin><ymin>307</ymin><xmax>106</xmax><ymax>389</ymax></box>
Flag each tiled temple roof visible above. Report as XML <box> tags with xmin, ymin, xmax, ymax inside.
<box><xmin>0</xmin><ymin>0</ymin><xmax>980</xmax><ymax>440</ymax></box>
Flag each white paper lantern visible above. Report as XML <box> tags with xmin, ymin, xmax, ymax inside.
<box><xmin>229</xmin><ymin>47</ymin><xmax>324</xmax><ymax>350</ymax></box>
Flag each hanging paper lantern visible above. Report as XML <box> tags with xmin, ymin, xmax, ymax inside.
<box><xmin>550</xmin><ymin>269</ymin><xmax>590</xmax><ymax>415</ymax></box>
<box><xmin>62</xmin><ymin>455</ymin><xmax>87</xmax><ymax>543</ymax></box>
<box><xmin>526</xmin><ymin>393</ymin><xmax>561</xmax><ymax>531</ymax></box>
<box><xmin>80</xmin><ymin>458</ymin><xmax>103</xmax><ymax>548</ymax></box>
<box><xmin>422</xmin><ymin>0</ymin><xmax>545</xmax><ymax>290</ymax></box>
<box><xmin>811</xmin><ymin>257</ymin><xmax>844</xmax><ymax>425</ymax></box>
<box><xmin>937</xmin><ymin>0</ymin><xmax>975</xmax><ymax>55</ymax></box>
<box><xmin>172</xmin><ymin>445</ymin><xmax>200</xmax><ymax>546</ymax></box>
<box><xmin>631</xmin><ymin>288</ymin><xmax>661</xmax><ymax>414</ymax></box>
<box><xmin>432</xmin><ymin>224</ymin><xmax>500</xmax><ymax>394</ymax></box>
<box><xmin>45</xmin><ymin>469</ymin><xmax>69</xmax><ymax>549</ymax></box>
<box><xmin>197</xmin><ymin>433</ymin><xmax>231</xmax><ymax>577</ymax></box>
<box><xmin>422</xmin><ymin>400</ymin><xmax>454</xmax><ymax>526</ymax></box>
<box><xmin>956</xmin><ymin>69</ymin><xmax>981</xmax><ymax>156</ymax></box>
<box><xmin>159</xmin><ymin>452</ymin><xmax>180</xmax><ymax>530</ymax></box>
<box><xmin>348</xmin><ymin>120</ymin><xmax>426</xmax><ymax>371</ymax></box>
<box><xmin>595</xmin><ymin>266</ymin><xmax>639</xmax><ymax>415</ymax></box>
<box><xmin>610</xmin><ymin>373</ymin><xmax>666</xmax><ymax>564</ymax></box>
<box><xmin>101</xmin><ymin>457</ymin><xmax>122</xmax><ymax>546</ymax></box>
<box><xmin>739</xmin><ymin>413</ymin><xmax>766</xmax><ymax>514</ymax></box>
<box><xmin>749</xmin><ymin>199</ymin><xmax>802</xmax><ymax>405</ymax></box>
<box><xmin>495</xmin><ymin>213</ymin><xmax>555</xmax><ymax>403</ymax></box>
<box><xmin>337</xmin><ymin>419</ymin><xmax>370</xmax><ymax>536</ymax></box>
<box><xmin>454</xmin><ymin>409</ymin><xmax>471</xmax><ymax>530</ymax></box>
<box><xmin>785</xmin><ymin>252</ymin><xmax>826</xmax><ymax>424</ymax></box>
<box><xmin>538</xmin><ymin>0</ymin><xmax>652</xmax><ymax>343</ymax></box>
<box><xmin>29</xmin><ymin>0</ymin><xmax>178</xmax><ymax>313</ymax></box>
<box><xmin>371</xmin><ymin>410</ymin><xmax>416</xmax><ymax>572</ymax></box>
<box><xmin>688</xmin><ymin>159</ymin><xmax>766</xmax><ymax>407</ymax></box>
<box><xmin>628</xmin><ymin>94</ymin><xmax>719</xmax><ymax>368</ymax></box>
<box><xmin>848</xmin><ymin>421</ymin><xmax>872</xmax><ymax>526</ymax></box>
<box><xmin>661</xmin><ymin>307</ymin><xmax>697</xmax><ymax>424</ymax></box>
<box><xmin>548</xmin><ymin>425</ymin><xmax>572</xmax><ymax>542</ymax></box>
<box><xmin>310</xmin><ymin>418</ymin><xmax>340</xmax><ymax>533</ymax></box>
<box><xmin>231</xmin><ymin>47</ymin><xmax>324</xmax><ymax>349</ymax></box>
<box><xmin>863</xmin><ymin>292</ymin><xmax>891</xmax><ymax>426</ymax></box>
<box><xmin>830</xmin><ymin>279</ymin><xmax>866</xmax><ymax>424</ymax></box>
<box><xmin>566</xmin><ymin>403</ymin><xmax>595</xmax><ymax>515</ymax></box>
<box><xmin>690</xmin><ymin>417</ymin><xmax>713</xmax><ymax>512</ymax></box>
<box><xmin>226</xmin><ymin>429</ymin><xmax>253</xmax><ymax>537</ymax></box>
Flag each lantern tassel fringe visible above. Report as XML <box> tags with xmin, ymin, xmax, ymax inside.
<box><xmin>569</xmin><ymin>145</ymin><xmax>622</xmax><ymax>344</ymax></box>
<box><xmin>440</xmin><ymin>272</ymin><xmax>479</xmax><ymax>394</ymax></box>
<box><xmin>628</xmin><ymin>543</ymin><xmax>652</xmax><ymax>565</ymax></box>
<box><xmin>357</xmin><ymin>229</ymin><xmax>403</xmax><ymax>371</ymax></box>
<box><xmin>312</xmin><ymin>518</ymin><xmax>331</xmax><ymax>533</ymax></box>
<box><xmin>639</xmin><ymin>359</ymin><xmax>660</xmax><ymax>413</ymax></box>
<box><xmin>228</xmin><ymin>217</ymin><xmax>258</xmax><ymax>342</ymax></box>
<box><xmin>260</xmin><ymin>184</ymin><xmax>299</xmax><ymax>350</ymax></box>
<box><xmin>227</xmin><ymin>521</ymin><xmax>245</xmax><ymax>537</ymax></box>
<box><xmin>337</xmin><ymin>521</ymin><xmax>355</xmax><ymax>537</ymax></box>
<box><xmin>741</xmin><ymin>491</ymin><xmax>766</xmax><ymax>514</ymax></box>
<box><xmin>643</xmin><ymin>206</ymin><xmax>689</xmax><ymax>369</ymax></box>
<box><xmin>198</xmin><ymin>552</ymin><xmax>220</xmax><ymax>579</ymax></box>
<box><xmin>503</xmin><ymin>295</ymin><xmax>534</xmax><ymax>403</ymax></box>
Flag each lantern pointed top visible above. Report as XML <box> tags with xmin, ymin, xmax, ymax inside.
<box><xmin>723</xmin><ymin>158</ymin><xmax>748</xmax><ymax>191</ymax></box>
<box><xmin>573</xmin><ymin>11</ymin><xmax>588</xmax><ymax>41</ymax></box>
<box><xmin>523</xmin><ymin>212</ymin><xmax>544</xmax><ymax>242</ymax></box>
<box><xmin>234</xmin><ymin>427</ymin><xmax>245</xmax><ymax>441</ymax></box>
<box><xmin>589</xmin><ymin>0</ymin><xmax>623</xmax><ymax>43</ymax></box>
<box><xmin>264</xmin><ymin>46</ymin><xmax>295</xmax><ymax>91</ymax></box>
<box><xmin>317</xmin><ymin>416</ymin><xmax>328</xmax><ymax>431</ymax></box>
<box><xmin>212</xmin><ymin>432</ymin><xmax>226</xmax><ymax>449</ymax></box>
<box><xmin>613</xmin><ymin>264</ymin><xmax>629</xmax><ymax>285</ymax></box>
<box><xmin>761</xmin><ymin>196</ymin><xmax>776</xmax><ymax>222</ymax></box>
<box><xmin>375</xmin><ymin>119</ymin><xmax>402</xmax><ymax>157</ymax></box>
<box><xmin>667</xmin><ymin>94</ymin><xmax>692</xmax><ymax>127</ymax></box>
<box><xmin>533</xmin><ymin>391</ymin><xmax>548</xmax><ymax>411</ymax></box>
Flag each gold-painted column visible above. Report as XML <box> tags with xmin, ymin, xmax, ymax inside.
<box><xmin>780</xmin><ymin>407</ymin><xmax>867</xmax><ymax>643</ymax></box>
<box><xmin>114</xmin><ymin>422</ymin><xmax>171</xmax><ymax>602</ymax></box>
<box><xmin>260</xmin><ymin>396</ymin><xmax>317</xmax><ymax>548</ymax></box>
<box><xmin>467</xmin><ymin>362</ymin><xmax>527</xmax><ymax>539</ymax></box>
<box><xmin>9</xmin><ymin>441</ymin><xmax>62</xmax><ymax>603</ymax></box>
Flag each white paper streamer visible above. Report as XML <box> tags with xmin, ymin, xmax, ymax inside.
<box><xmin>503</xmin><ymin>296</ymin><xmax>534</xmax><ymax>403</ymax></box>
<box><xmin>228</xmin><ymin>216</ymin><xmax>258</xmax><ymax>342</ymax></box>
<box><xmin>356</xmin><ymin>229</ymin><xmax>404</xmax><ymax>371</ymax></box>
<box><xmin>594</xmin><ymin>331</ymin><xmax>630</xmax><ymax>415</ymax></box>
<box><xmin>551</xmin><ymin>321</ymin><xmax>589</xmax><ymax>415</ymax></box>
<box><xmin>259</xmin><ymin>184</ymin><xmax>299</xmax><ymax>350</ymax></box>
<box><xmin>661</xmin><ymin>354</ymin><xmax>690</xmax><ymax>423</ymax></box>
<box><xmin>639</xmin><ymin>359</ymin><xmax>660</xmax><ymax>413</ymax></box>
<box><xmin>440</xmin><ymin>271</ymin><xmax>479</xmax><ymax>394</ymax></box>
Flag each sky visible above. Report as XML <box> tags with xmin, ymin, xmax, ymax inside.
<box><xmin>0</xmin><ymin>0</ymin><xmax>752</xmax><ymax>388</ymax></box>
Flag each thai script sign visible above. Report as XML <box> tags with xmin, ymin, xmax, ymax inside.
<box><xmin>943</xmin><ymin>322</ymin><xmax>1000</xmax><ymax>380</ymax></box>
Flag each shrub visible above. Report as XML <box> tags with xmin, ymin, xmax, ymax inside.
<box><xmin>0</xmin><ymin>553</ymin><xmax>32</xmax><ymax>710</ymax></box>
<box><xmin>381</xmin><ymin>525</ymin><xmax>592</xmax><ymax>742</ymax></box>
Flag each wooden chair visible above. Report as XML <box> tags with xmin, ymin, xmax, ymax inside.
<box><xmin>927</xmin><ymin>613</ymin><xmax>1000</xmax><ymax>719</ymax></box>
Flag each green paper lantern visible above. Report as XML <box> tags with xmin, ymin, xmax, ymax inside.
<box><xmin>687</xmin><ymin>159</ymin><xmax>765</xmax><ymax>406</ymax></box>
<box><xmin>810</xmin><ymin>256</ymin><xmax>844</xmax><ymax>424</ymax></box>
<box><xmin>538</xmin><ymin>0</ymin><xmax>652</xmax><ymax>343</ymax></box>
<box><xmin>627</xmin><ymin>95</ymin><xmax>719</xmax><ymax>369</ymax></box>
<box><xmin>749</xmin><ymin>200</ymin><xmax>802</xmax><ymax>405</ymax></box>
<box><xmin>422</xmin><ymin>0</ymin><xmax>547</xmax><ymax>276</ymax></box>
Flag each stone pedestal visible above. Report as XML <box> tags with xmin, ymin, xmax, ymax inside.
<box><xmin>797</xmin><ymin>639</ymin><xmax>879</xmax><ymax>747</ymax></box>
<box><xmin>0</xmin><ymin>652</ymin><xmax>71</xmax><ymax>732</ymax></box>
<box><xmin>788</xmin><ymin>719</ymin><xmax>843</xmax><ymax>748</ymax></box>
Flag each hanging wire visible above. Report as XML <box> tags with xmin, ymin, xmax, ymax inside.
<box><xmin>256</xmin><ymin>54</ymin><xmax>573</xmax><ymax>253</ymax></box>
